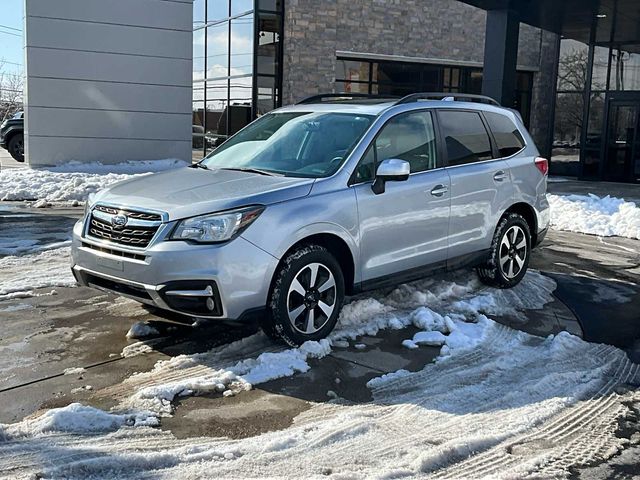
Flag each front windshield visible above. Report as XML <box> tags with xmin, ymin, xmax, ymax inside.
<box><xmin>201</xmin><ymin>111</ymin><xmax>374</xmax><ymax>178</ymax></box>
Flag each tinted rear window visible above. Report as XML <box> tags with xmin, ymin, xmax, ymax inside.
<box><xmin>439</xmin><ymin>111</ymin><xmax>493</xmax><ymax>166</ymax></box>
<box><xmin>485</xmin><ymin>112</ymin><xmax>525</xmax><ymax>157</ymax></box>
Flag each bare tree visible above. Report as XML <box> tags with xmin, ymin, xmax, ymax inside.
<box><xmin>554</xmin><ymin>48</ymin><xmax>605</xmax><ymax>145</ymax></box>
<box><xmin>0</xmin><ymin>59</ymin><xmax>24</xmax><ymax>121</ymax></box>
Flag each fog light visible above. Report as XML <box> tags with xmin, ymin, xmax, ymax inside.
<box><xmin>206</xmin><ymin>297</ymin><xmax>215</xmax><ymax>311</ymax></box>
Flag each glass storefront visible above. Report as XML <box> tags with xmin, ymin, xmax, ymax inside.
<box><xmin>192</xmin><ymin>0</ymin><xmax>283</xmax><ymax>160</ymax></box>
<box><xmin>552</xmin><ymin>8</ymin><xmax>640</xmax><ymax>182</ymax></box>
<box><xmin>335</xmin><ymin>58</ymin><xmax>534</xmax><ymax>127</ymax></box>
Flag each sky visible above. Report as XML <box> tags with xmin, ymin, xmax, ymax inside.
<box><xmin>0</xmin><ymin>0</ymin><xmax>25</xmax><ymax>75</ymax></box>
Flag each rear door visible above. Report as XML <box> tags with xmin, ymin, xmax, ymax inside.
<box><xmin>437</xmin><ymin>109</ymin><xmax>514</xmax><ymax>263</ymax></box>
<box><xmin>353</xmin><ymin>110</ymin><xmax>451</xmax><ymax>284</ymax></box>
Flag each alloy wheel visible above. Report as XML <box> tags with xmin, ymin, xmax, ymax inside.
<box><xmin>287</xmin><ymin>262</ymin><xmax>336</xmax><ymax>334</ymax></box>
<box><xmin>498</xmin><ymin>225</ymin><xmax>527</xmax><ymax>279</ymax></box>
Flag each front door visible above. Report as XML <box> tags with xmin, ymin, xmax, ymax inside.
<box><xmin>604</xmin><ymin>99</ymin><xmax>640</xmax><ymax>183</ymax></box>
<box><xmin>353</xmin><ymin>110</ymin><xmax>451</xmax><ymax>284</ymax></box>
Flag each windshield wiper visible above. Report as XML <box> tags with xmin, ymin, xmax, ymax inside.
<box><xmin>220</xmin><ymin>167</ymin><xmax>283</xmax><ymax>177</ymax></box>
<box><xmin>190</xmin><ymin>162</ymin><xmax>210</xmax><ymax>170</ymax></box>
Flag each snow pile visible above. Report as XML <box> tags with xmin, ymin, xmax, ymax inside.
<box><xmin>126</xmin><ymin>322</ymin><xmax>160</xmax><ymax>339</ymax></box>
<box><xmin>549</xmin><ymin>193</ymin><xmax>640</xmax><ymax>239</ymax></box>
<box><xmin>0</xmin><ymin>246</ymin><xmax>75</xmax><ymax>299</ymax></box>
<box><xmin>3</xmin><ymin>403</ymin><xmax>158</xmax><ymax>438</ymax></box>
<box><xmin>1</xmin><ymin>269</ymin><xmax>637</xmax><ymax>478</ymax></box>
<box><xmin>0</xmin><ymin>159</ymin><xmax>188</xmax><ymax>203</ymax></box>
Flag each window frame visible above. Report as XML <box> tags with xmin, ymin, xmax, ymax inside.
<box><xmin>434</xmin><ymin>108</ymin><xmax>498</xmax><ymax>168</ymax></box>
<box><xmin>481</xmin><ymin>110</ymin><xmax>528</xmax><ymax>160</ymax></box>
<box><xmin>348</xmin><ymin>109</ymin><xmax>445</xmax><ymax>186</ymax></box>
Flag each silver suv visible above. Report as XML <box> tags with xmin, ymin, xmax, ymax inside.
<box><xmin>71</xmin><ymin>93</ymin><xmax>550</xmax><ymax>346</ymax></box>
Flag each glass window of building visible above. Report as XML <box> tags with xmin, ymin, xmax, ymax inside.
<box><xmin>610</xmin><ymin>47</ymin><xmax>640</xmax><ymax>91</ymax></box>
<box><xmin>207</xmin><ymin>0</ymin><xmax>230</xmax><ymax>22</ymax></box>
<box><xmin>230</xmin><ymin>14</ymin><xmax>254</xmax><ymax>76</ymax></box>
<box><xmin>335</xmin><ymin>58</ymin><xmax>533</xmax><ymax>124</ymax></box>
<box><xmin>192</xmin><ymin>0</ymin><xmax>284</xmax><ymax>159</ymax></box>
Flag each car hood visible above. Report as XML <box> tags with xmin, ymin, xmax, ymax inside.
<box><xmin>95</xmin><ymin>167</ymin><xmax>315</xmax><ymax>220</ymax></box>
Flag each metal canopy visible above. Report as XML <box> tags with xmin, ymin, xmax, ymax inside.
<box><xmin>459</xmin><ymin>0</ymin><xmax>640</xmax><ymax>45</ymax></box>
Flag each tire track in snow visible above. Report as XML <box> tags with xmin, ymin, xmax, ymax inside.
<box><xmin>436</xmin><ymin>359</ymin><xmax>638</xmax><ymax>478</ymax></box>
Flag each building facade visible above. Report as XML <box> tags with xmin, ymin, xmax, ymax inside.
<box><xmin>24</xmin><ymin>0</ymin><xmax>193</xmax><ymax>166</ymax></box>
<box><xmin>190</xmin><ymin>0</ymin><xmax>558</xmax><ymax>162</ymax></box>
<box><xmin>23</xmin><ymin>0</ymin><xmax>640</xmax><ymax>183</ymax></box>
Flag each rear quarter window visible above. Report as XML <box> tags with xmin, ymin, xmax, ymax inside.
<box><xmin>438</xmin><ymin>110</ymin><xmax>493</xmax><ymax>167</ymax></box>
<box><xmin>484</xmin><ymin>111</ymin><xmax>526</xmax><ymax>157</ymax></box>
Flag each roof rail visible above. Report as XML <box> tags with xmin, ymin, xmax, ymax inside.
<box><xmin>394</xmin><ymin>93</ymin><xmax>500</xmax><ymax>107</ymax></box>
<box><xmin>296</xmin><ymin>93</ymin><xmax>399</xmax><ymax>104</ymax></box>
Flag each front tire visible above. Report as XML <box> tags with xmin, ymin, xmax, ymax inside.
<box><xmin>477</xmin><ymin>212</ymin><xmax>531</xmax><ymax>289</ymax></box>
<box><xmin>8</xmin><ymin>134</ymin><xmax>24</xmax><ymax>162</ymax></box>
<box><xmin>263</xmin><ymin>244</ymin><xmax>345</xmax><ymax>346</ymax></box>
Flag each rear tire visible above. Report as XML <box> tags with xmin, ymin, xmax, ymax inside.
<box><xmin>8</xmin><ymin>134</ymin><xmax>24</xmax><ymax>162</ymax></box>
<box><xmin>263</xmin><ymin>244</ymin><xmax>345</xmax><ymax>346</ymax></box>
<box><xmin>477</xmin><ymin>212</ymin><xmax>531</xmax><ymax>289</ymax></box>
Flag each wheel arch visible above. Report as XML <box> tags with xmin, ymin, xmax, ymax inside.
<box><xmin>4</xmin><ymin>128</ymin><xmax>23</xmax><ymax>145</ymax></box>
<box><xmin>274</xmin><ymin>232</ymin><xmax>357</xmax><ymax>295</ymax></box>
<box><xmin>502</xmin><ymin>202</ymin><xmax>538</xmax><ymax>244</ymax></box>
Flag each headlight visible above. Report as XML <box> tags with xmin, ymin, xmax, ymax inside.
<box><xmin>170</xmin><ymin>206</ymin><xmax>264</xmax><ymax>243</ymax></box>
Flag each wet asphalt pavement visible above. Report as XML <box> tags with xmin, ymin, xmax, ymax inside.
<box><xmin>0</xmin><ymin>203</ymin><xmax>639</xmax><ymax>446</ymax></box>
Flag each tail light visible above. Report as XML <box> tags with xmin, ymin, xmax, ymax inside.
<box><xmin>534</xmin><ymin>157</ymin><xmax>549</xmax><ymax>176</ymax></box>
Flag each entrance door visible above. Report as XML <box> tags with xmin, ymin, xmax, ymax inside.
<box><xmin>604</xmin><ymin>99</ymin><xmax>640</xmax><ymax>182</ymax></box>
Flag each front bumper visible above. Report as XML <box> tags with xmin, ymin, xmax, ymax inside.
<box><xmin>71</xmin><ymin>219</ymin><xmax>279</xmax><ymax>320</ymax></box>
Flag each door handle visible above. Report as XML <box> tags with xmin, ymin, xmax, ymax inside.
<box><xmin>493</xmin><ymin>170</ymin><xmax>508</xmax><ymax>182</ymax></box>
<box><xmin>430</xmin><ymin>184</ymin><xmax>448</xmax><ymax>197</ymax></box>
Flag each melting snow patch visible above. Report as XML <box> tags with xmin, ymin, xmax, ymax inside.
<box><xmin>0</xmin><ymin>247</ymin><xmax>76</xmax><ymax>299</ymax></box>
<box><xmin>0</xmin><ymin>159</ymin><xmax>187</xmax><ymax>203</ymax></box>
<box><xmin>549</xmin><ymin>193</ymin><xmax>640</xmax><ymax>239</ymax></box>
<box><xmin>63</xmin><ymin>367</ymin><xmax>87</xmax><ymax>376</ymax></box>
<box><xmin>121</xmin><ymin>342</ymin><xmax>154</xmax><ymax>359</ymax></box>
<box><xmin>4</xmin><ymin>403</ymin><xmax>158</xmax><ymax>437</ymax></box>
<box><xmin>126</xmin><ymin>322</ymin><xmax>160</xmax><ymax>339</ymax></box>
<box><xmin>366</xmin><ymin>369</ymin><xmax>411</xmax><ymax>389</ymax></box>
<box><xmin>413</xmin><ymin>331</ymin><xmax>447</xmax><ymax>346</ymax></box>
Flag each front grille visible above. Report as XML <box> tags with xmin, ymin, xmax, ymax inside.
<box><xmin>93</xmin><ymin>205</ymin><xmax>161</xmax><ymax>222</ymax></box>
<box><xmin>86</xmin><ymin>205</ymin><xmax>162</xmax><ymax>249</ymax></box>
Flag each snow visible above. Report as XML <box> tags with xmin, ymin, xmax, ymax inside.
<box><xmin>1</xmin><ymin>271</ymin><xmax>638</xmax><ymax>478</ymax></box>
<box><xmin>126</xmin><ymin>322</ymin><xmax>160</xmax><ymax>339</ymax></box>
<box><xmin>412</xmin><ymin>330</ymin><xmax>447</xmax><ymax>346</ymax></box>
<box><xmin>63</xmin><ymin>367</ymin><xmax>86</xmax><ymax>376</ymax></box>
<box><xmin>365</xmin><ymin>369</ymin><xmax>411</xmax><ymax>389</ymax></box>
<box><xmin>549</xmin><ymin>193</ymin><xmax>640</xmax><ymax>240</ymax></box>
<box><xmin>0</xmin><ymin>246</ymin><xmax>75</xmax><ymax>299</ymax></box>
<box><xmin>4</xmin><ymin>403</ymin><xmax>158</xmax><ymax>437</ymax></box>
<box><xmin>0</xmin><ymin>159</ymin><xmax>187</xmax><ymax>203</ymax></box>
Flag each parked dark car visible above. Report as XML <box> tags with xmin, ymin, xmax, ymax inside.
<box><xmin>0</xmin><ymin>111</ymin><xmax>24</xmax><ymax>162</ymax></box>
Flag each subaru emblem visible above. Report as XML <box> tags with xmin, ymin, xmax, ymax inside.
<box><xmin>112</xmin><ymin>214</ymin><xmax>128</xmax><ymax>228</ymax></box>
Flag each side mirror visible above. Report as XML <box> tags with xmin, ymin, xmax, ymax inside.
<box><xmin>372</xmin><ymin>159</ymin><xmax>410</xmax><ymax>195</ymax></box>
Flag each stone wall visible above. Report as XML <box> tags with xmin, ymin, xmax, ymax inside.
<box><xmin>282</xmin><ymin>0</ymin><xmax>557</xmax><ymax>152</ymax></box>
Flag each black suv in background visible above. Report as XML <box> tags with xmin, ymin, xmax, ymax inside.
<box><xmin>0</xmin><ymin>111</ymin><xmax>24</xmax><ymax>162</ymax></box>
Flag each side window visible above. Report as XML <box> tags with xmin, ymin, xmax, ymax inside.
<box><xmin>353</xmin><ymin>111</ymin><xmax>438</xmax><ymax>183</ymax></box>
<box><xmin>438</xmin><ymin>111</ymin><xmax>493</xmax><ymax>167</ymax></box>
<box><xmin>484</xmin><ymin>112</ymin><xmax>526</xmax><ymax>157</ymax></box>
